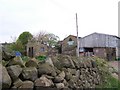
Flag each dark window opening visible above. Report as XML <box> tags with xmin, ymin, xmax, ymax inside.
<box><xmin>28</xmin><ymin>47</ymin><xmax>34</xmax><ymax>57</ymax></box>
<box><xmin>84</xmin><ymin>48</ymin><xmax>94</xmax><ymax>57</ymax></box>
<box><xmin>58</xmin><ymin>45</ymin><xmax>62</xmax><ymax>54</ymax></box>
<box><xmin>84</xmin><ymin>48</ymin><xmax>93</xmax><ymax>52</ymax></box>
<box><xmin>69</xmin><ymin>38</ymin><xmax>72</xmax><ymax>41</ymax></box>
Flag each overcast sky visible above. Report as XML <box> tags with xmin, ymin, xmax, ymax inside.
<box><xmin>0</xmin><ymin>0</ymin><xmax>119</xmax><ymax>43</ymax></box>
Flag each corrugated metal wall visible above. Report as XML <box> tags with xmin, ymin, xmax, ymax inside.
<box><xmin>79</xmin><ymin>33</ymin><xmax>118</xmax><ymax>48</ymax></box>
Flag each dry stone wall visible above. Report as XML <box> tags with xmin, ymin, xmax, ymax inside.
<box><xmin>1</xmin><ymin>54</ymin><xmax>110</xmax><ymax>89</ymax></box>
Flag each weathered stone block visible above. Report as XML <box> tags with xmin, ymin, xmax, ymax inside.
<box><xmin>7</xmin><ymin>65</ymin><xmax>22</xmax><ymax>81</ymax></box>
<box><xmin>22</xmin><ymin>67</ymin><xmax>38</xmax><ymax>81</ymax></box>
<box><xmin>18</xmin><ymin>80</ymin><xmax>34</xmax><ymax>90</ymax></box>
<box><xmin>34</xmin><ymin>76</ymin><xmax>54</xmax><ymax>87</ymax></box>
<box><xmin>2</xmin><ymin>66</ymin><xmax>12</xmax><ymax>88</ymax></box>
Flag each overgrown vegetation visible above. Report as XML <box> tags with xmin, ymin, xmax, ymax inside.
<box><xmin>96</xmin><ymin>74</ymin><xmax>120</xmax><ymax>89</ymax></box>
<box><xmin>9</xmin><ymin>31</ymin><xmax>33</xmax><ymax>55</ymax></box>
<box><xmin>93</xmin><ymin>57</ymin><xmax>120</xmax><ymax>89</ymax></box>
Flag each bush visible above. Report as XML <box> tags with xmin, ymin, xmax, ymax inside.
<box><xmin>115</xmin><ymin>58</ymin><xmax>120</xmax><ymax>61</ymax></box>
<box><xmin>35</xmin><ymin>55</ymin><xmax>47</xmax><ymax>61</ymax></box>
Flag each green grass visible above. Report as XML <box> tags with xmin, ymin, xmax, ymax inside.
<box><xmin>92</xmin><ymin>57</ymin><xmax>120</xmax><ymax>89</ymax></box>
<box><xmin>104</xmin><ymin>75</ymin><xmax>120</xmax><ymax>88</ymax></box>
<box><xmin>96</xmin><ymin>74</ymin><xmax>120</xmax><ymax>89</ymax></box>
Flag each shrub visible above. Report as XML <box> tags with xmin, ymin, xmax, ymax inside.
<box><xmin>35</xmin><ymin>55</ymin><xmax>47</xmax><ymax>61</ymax></box>
<box><xmin>115</xmin><ymin>58</ymin><xmax>120</xmax><ymax>61</ymax></box>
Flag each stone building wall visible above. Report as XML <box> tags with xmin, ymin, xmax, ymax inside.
<box><xmin>27</xmin><ymin>41</ymin><xmax>48</xmax><ymax>57</ymax></box>
<box><xmin>62</xmin><ymin>35</ymin><xmax>78</xmax><ymax>55</ymax></box>
<box><xmin>93</xmin><ymin>47</ymin><xmax>116</xmax><ymax>60</ymax></box>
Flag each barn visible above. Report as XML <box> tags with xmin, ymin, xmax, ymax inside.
<box><xmin>79</xmin><ymin>32</ymin><xmax>120</xmax><ymax>60</ymax></box>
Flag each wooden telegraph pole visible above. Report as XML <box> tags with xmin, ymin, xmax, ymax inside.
<box><xmin>76</xmin><ymin>13</ymin><xmax>79</xmax><ymax>57</ymax></box>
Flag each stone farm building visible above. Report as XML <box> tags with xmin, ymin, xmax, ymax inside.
<box><xmin>61</xmin><ymin>35</ymin><xmax>81</xmax><ymax>56</ymax></box>
<box><xmin>27</xmin><ymin>38</ymin><xmax>58</xmax><ymax>57</ymax></box>
<box><xmin>27</xmin><ymin>38</ymin><xmax>49</xmax><ymax>57</ymax></box>
<box><xmin>60</xmin><ymin>33</ymin><xmax>120</xmax><ymax>60</ymax></box>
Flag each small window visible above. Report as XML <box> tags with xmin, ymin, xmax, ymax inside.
<box><xmin>40</xmin><ymin>47</ymin><xmax>45</xmax><ymax>52</ymax></box>
<box><xmin>67</xmin><ymin>41</ymin><xmax>74</xmax><ymax>45</ymax></box>
<box><xmin>69</xmin><ymin>38</ymin><xmax>72</xmax><ymax>41</ymax></box>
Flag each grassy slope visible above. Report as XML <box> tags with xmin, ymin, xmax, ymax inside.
<box><xmin>93</xmin><ymin>57</ymin><xmax>120</xmax><ymax>89</ymax></box>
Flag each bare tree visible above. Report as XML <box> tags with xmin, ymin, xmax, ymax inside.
<box><xmin>34</xmin><ymin>31</ymin><xmax>59</xmax><ymax>47</ymax></box>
